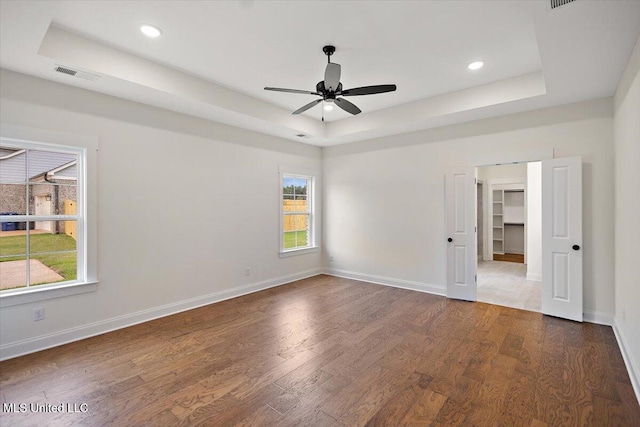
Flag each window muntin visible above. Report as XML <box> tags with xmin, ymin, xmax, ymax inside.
<box><xmin>0</xmin><ymin>140</ymin><xmax>84</xmax><ymax>293</ymax></box>
<box><xmin>281</xmin><ymin>174</ymin><xmax>313</xmax><ymax>252</ymax></box>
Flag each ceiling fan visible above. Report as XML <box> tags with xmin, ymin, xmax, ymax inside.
<box><xmin>264</xmin><ymin>45</ymin><xmax>396</xmax><ymax>117</ymax></box>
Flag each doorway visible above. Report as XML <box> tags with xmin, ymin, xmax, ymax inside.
<box><xmin>445</xmin><ymin>157</ymin><xmax>583</xmax><ymax>322</ymax></box>
<box><xmin>476</xmin><ymin>162</ymin><xmax>541</xmax><ymax>312</ymax></box>
<box><xmin>35</xmin><ymin>195</ymin><xmax>52</xmax><ymax>232</ymax></box>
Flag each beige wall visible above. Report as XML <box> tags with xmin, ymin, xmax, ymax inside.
<box><xmin>614</xmin><ymin>35</ymin><xmax>640</xmax><ymax>397</ymax></box>
<box><xmin>0</xmin><ymin>70</ymin><xmax>322</xmax><ymax>358</ymax></box>
<box><xmin>324</xmin><ymin>98</ymin><xmax>615</xmax><ymax>321</ymax></box>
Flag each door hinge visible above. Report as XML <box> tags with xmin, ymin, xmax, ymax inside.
<box><xmin>475</xmin><ymin>275</ymin><xmax>477</xmax><ymax>283</ymax></box>
<box><xmin>475</xmin><ymin>226</ymin><xmax>477</xmax><ymax>232</ymax></box>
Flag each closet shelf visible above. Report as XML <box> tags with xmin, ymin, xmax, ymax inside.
<box><xmin>492</xmin><ymin>187</ymin><xmax>524</xmax><ymax>256</ymax></box>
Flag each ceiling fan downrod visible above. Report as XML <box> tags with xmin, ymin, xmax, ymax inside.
<box><xmin>323</xmin><ymin>45</ymin><xmax>335</xmax><ymax>63</ymax></box>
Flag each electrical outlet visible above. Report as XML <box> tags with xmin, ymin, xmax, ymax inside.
<box><xmin>33</xmin><ymin>307</ymin><xmax>45</xmax><ymax>322</ymax></box>
<box><xmin>245</xmin><ymin>267</ymin><xmax>251</xmax><ymax>277</ymax></box>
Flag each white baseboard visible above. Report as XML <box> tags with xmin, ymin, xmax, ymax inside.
<box><xmin>583</xmin><ymin>309</ymin><xmax>614</xmax><ymax>326</ymax></box>
<box><xmin>323</xmin><ymin>267</ymin><xmax>446</xmax><ymax>296</ymax></box>
<box><xmin>0</xmin><ymin>268</ymin><xmax>322</xmax><ymax>361</ymax></box>
<box><xmin>613</xmin><ymin>319</ymin><xmax>640</xmax><ymax>405</ymax></box>
<box><xmin>525</xmin><ymin>273</ymin><xmax>542</xmax><ymax>282</ymax></box>
<box><xmin>324</xmin><ymin>269</ymin><xmax>614</xmax><ymax>327</ymax></box>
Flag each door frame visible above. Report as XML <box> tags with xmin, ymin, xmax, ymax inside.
<box><xmin>458</xmin><ymin>149</ymin><xmax>584</xmax><ymax>321</ymax></box>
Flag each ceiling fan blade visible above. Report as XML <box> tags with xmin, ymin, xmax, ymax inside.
<box><xmin>334</xmin><ymin>98</ymin><xmax>361</xmax><ymax>115</ymax></box>
<box><xmin>338</xmin><ymin>84</ymin><xmax>397</xmax><ymax>96</ymax></box>
<box><xmin>292</xmin><ymin>99</ymin><xmax>322</xmax><ymax>115</ymax></box>
<box><xmin>264</xmin><ymin>87</ymin><xmax>320</xmax><ymax>95</ymax></box>
<box><xmin>324</xmin><ymin>63</ymin><xmax>341</xmax><ymax>92</ymax></box>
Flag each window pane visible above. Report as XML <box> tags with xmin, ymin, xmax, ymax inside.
<box><xmin>293</xmin><ymin>195</ymin><xmax>308</xmax><ymax>213</ymax></box>
<box><xmin>283</xmin><ymin>176</ymin><xmax>295</xmax><ymax>198</ymax></box>
<box><xmin>0</xmin><ymin>232</ymin><xmax>26</xmax><ymax>258</ymax></box>
<box><xmin>0</xmin><ymin>255</ymin><xmax>27</xmax><ymax>291</ymax></box>
<box><xmin>0</xmin><ymin>147</ymin><xmax>26</xmax><ymax>184</ymax></box>
<box><xmin>28</xmin><ymin>221</ymin><xmax>77</xmax><ymax>285</ymax></box>
<box><xmin>28</xmin><ymin>184</ymin><xmax>78</xmax><ymax>216</ymax></box>
<box><xmin>29</xmin><ymin>221</ymin><xmax>77</xmax><ymax>254</ymax></box>
<box><xmin>0</xmin><ymin>184</ymin><xmax>27</xmax><ymax>215</ymax></box>
<box><xmin>31</xmin><ymin>252</ymin><xmax>77</xmax><ymax>285</ymax></box>
<box><xmin>28</xmin><ymin>150</ymin><xmax>78</xmax><ymax>183</ymax></box>
<box><xmin>284</xmin><ymin>231</ymin><xmax>294</xmax><ymax>249</ymax></box>
<box><xmin>294</xmin><ymin>178</ymin><xmax>308</xmax><ymax>196</ymax></box>
<box><xmin>295</xmin><ymin>230</ymin><xmax>308</xmax><ymax>247</ymax></box>
<box><xmin>284</xmin><ymin>210</ymin><xmax>293</xmax><ymax>227</ymax></box>
<box><xmin>0</xmin><ymin>225</ymin><xmax>29</xmax><ymax>289</ymax></box>
<box><xmin>282</xmin><ymin>214</ymin><xmax>309</xmax><ymax>249</ymax></box>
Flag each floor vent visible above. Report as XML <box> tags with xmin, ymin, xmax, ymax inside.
<box><xmin>550</xmin><ymin>0</ymin><xmax>576</xmax><ymax>9</ymax></box>
<box><xmin>53</xmin><ymin>65</ymin><xmax>100</xmax><ymax>81</ymax></box>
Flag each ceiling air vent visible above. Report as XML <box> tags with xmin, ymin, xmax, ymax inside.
<box><xmin>550</xmin><ymin>0</ymin><xmax>576</xmax><ymax>9</ymax></box>
<box><xmin>54</xmin><ymin>66</ymin><xmax>77</xmax><ymax>76</ymax></box>
<box><xmin>53</xmin><ymin>65</ymin><xmax>100</xmax><ymax>81</ymax></box>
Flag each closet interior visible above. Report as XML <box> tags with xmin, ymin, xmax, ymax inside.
<box><xmin>492</xmin><ymin>189</ymin><xmax>525</xmax><ymax>256</ymax></box>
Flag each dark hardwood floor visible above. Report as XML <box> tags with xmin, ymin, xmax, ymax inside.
<box><xmin>1</xmin><ymin>275</ymin><xmax>638</xmax><ymax>426</ymax></box>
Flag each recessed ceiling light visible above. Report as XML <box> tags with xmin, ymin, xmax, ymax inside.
<box><xmin>468</xmin><ymin>61</ymin><xmax>484</xmax><ymax>70</ymax></box>
<box><xmin>140</xmin><ymin>24</ymin><xmax>162</xmax><ymax>38</ymax></box>
<box><xmin>323</xmin><ymin>104</ymin><xmax>334</xmax><ymax>111</ymax></box>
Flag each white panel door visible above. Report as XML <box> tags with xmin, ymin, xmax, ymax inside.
<box><xmin>446</xmin><ymin>166</ymin><xmax>477</xmax><ymax>301</ymax></box>
<box><xmin>35</xmin><ymin>195</ymin><xmax>52</xmax><ymax>232</ymax></box>
<box><xmin>542</xmin><ymin>157</ymin><xmax>583</xmax><ymax>321</ymax></box>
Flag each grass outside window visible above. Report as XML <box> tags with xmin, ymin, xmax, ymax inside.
<box><xmin>0</xmin><ymin>233</ymin><xmax>77</xmax><ymax>286</ymax></box>
<box><xmin>283</xmin><ymin>230</ymin><xmax>308</xmax><ymax>249</ymax></box>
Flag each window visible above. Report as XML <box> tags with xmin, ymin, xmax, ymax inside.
<box><xmin>0</xmin><ymin>139</ymin><xmax>86</xmax><ymax>294</ymax></box>
<box><xmin>280</xmin><ymin>172</ymin><xmax>315</xmax><ymax>253</ymax></box>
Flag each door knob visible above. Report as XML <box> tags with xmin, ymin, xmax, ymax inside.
<box><xmin>447</xmin><ymin>238</ymin><xmax>453</xmax><ymax>242</ymax></box>
<box><xmin>572</xmin><ymin>244</ymin><xmax>580</xmax><ymax>250</ymax></box>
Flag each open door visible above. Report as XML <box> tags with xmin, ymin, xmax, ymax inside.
<box><xmin>446</xmin><ymin>166</ymin><xmax>477</xmax><ymax>301</ymax></box>
<box><xmin>542</xmin><ymin>157</ymin><xmax>583</xmax><ymax>321</ymax></box>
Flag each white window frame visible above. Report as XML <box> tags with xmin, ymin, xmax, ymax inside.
<box><xmin>0</xmin><ymin>124</ymin><xmax>98</xmax><ymax>307</ymax></box>
<box><xmin>279</xmin><ymin>167</ymin><xmax>318</xmax><ymax>256</ymax></box>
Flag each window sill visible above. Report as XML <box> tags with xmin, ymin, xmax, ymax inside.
<box><xmin>279</xmin><ymin>246</ymin><xmax>320</xmax><ymax>258</ymax></box>
<box><xmin>0</xmin><ymin>281</ymin><xmax>99</xmax><ymax>308</ymax></box>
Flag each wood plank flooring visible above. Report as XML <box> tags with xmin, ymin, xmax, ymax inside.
<box><xmin>1</xmin><ymin>275</ymin><xmax>638</xmax><ymax>426</ymax></box>
<box><xmin>493</xmin><ymin>253</ymin><xmax>525</xmax><ymax>263</ymax></box>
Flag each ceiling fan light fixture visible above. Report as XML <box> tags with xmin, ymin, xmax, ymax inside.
<box><xmin>140</xmin><ymin>24</ymin><xmax>162</xmax><ymax>38</ymax></box>
<box><xmin>323</xmin><ymin>104</ymin><xmax>334</xmax><ymax>111</ymax></box>
<box><xmin>468</xmin><ymin>61</ymin><xmax>484</xmax><ymax>70</ymax></box>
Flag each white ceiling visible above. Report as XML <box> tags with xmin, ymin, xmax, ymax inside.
<box><xmin>1</xmin><ymin>1</ymin><xmax>639</xmax><ymax>147</ymax></box>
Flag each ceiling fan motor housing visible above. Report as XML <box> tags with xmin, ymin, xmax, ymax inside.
<box><xmin>316</xmin><ymin>81</ymin><xmax>342</xmax><ymax>100</ymax></box>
